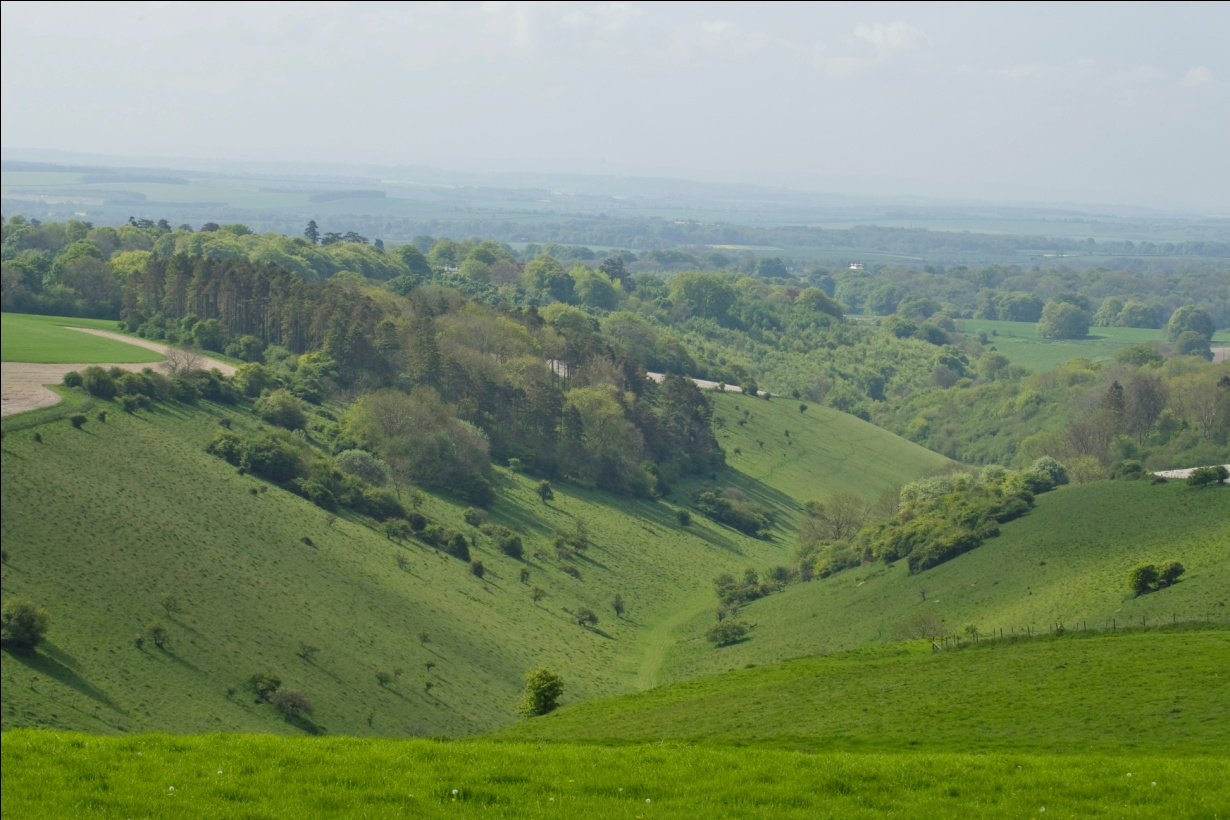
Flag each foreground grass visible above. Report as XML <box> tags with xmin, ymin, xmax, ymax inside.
<box><xmin>4</xmin><ymin>730</ymin><xmax>1226</xmax><ymax>819</ymax></box>
<box><xmin>0</xmin><ymin>313</ymin><xmax>161</xmax><ymax>363</ymax></box>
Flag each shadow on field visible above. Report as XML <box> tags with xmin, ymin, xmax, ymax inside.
<box><xmin>6</xmin><ymin>643</ymin><xmax>124</xmax><ymax>713</ymax></box>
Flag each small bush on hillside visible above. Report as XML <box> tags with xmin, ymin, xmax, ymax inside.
<box><xmin>250</xmin><ymin>672</ymin><xmax>282</xmax><ymax>701</ymax></box>
<box><xmin>707</xmin><ymin>620</ymin><xmax>749</xmax><ymax>646</ymax></box>
<box><xmin>536</xmin><ymin>480</ymin><xmax>554</xmax><ymax>502</ymax></box>
<box><xmin>470</xmin><ymin>560</ymin><xmax>485</xmax><ymax>578</ymax></box>
<box><xmin>1129</xmin><ymin>563</ymin><xmax>1161</xmax><ymax>595</ymax></box>
<box><xmin>70</xmin><ymin>414</ymin><xmax>87</xmax><ymax>429</ymax></box>
<box><xmin>255</xmin><ymin>389</ymin><xmax>308</xmax><ymax>430</ymax></box>
<box><xmin>1</xmin><ymin>598</ymin><xmax>50</xmax><ymax>650</ymax></box>
<box><xmin>1187</xmin><ymin>466</ymin><xmax>1228</xmax><ymax>487</ymax></box>
<box><xmin>574</xmin><ymin>607</ymin><xmax>598</xmax><ymax>627</ymax></box>
<box><xmin>446</xmin><ymin>533</ymin><xmax>471</xmax><ymax>561</ymax></box>
<box><xmin>1158</xmin><ymin>560</ymin><xmax>1186</xmax><ymax>586</ymax></box>
<box><xmin>408</xmin><ymin>513</ymin><xmax>427</xmax><ymax>532</ymax></box>
<box><xmin>269</xmin><ymin>688</ymin><xmax>314</xmax><ymax>720</ymax></box>
<box><xmin>81</xmin><ymin>366</ymin><xmax>118</xmax><ymax>399</ymax></box>
<box><xmin>62</xmin><ymin>371</ymin><xmax>83</xmax><ymax>388</ymax></box>
<box><xmin>146</xmin><ymin>622</ymin><xmax>169</xmax><ymax>649</ymax></box>
<box><xmin>463</xmin><ymin>507</ymin><xmax>487</xmax><ymax>527</ymax></box>
<box><xmin>518</xmin><ymin>667</ymin><xmax>564</xmax><ymax>717</ymax></box>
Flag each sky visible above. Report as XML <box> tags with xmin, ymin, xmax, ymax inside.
<box><xmin>3</xmin><ymin>1</ymin><xmax>1229</xmax><ymax>210</ymax></box>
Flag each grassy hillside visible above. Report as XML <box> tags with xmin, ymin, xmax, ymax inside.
<box><xmin>493</xmin><ymin>627</ymin><xmax>1230</xmax><ymax>754</ymax></box>
<box><xmin>660</xmin><ymin>479</ymin><xmax>1230</xmax><ymax>683</ymax></box>
<box><xmin>0</xmin><ymin>313</ymin><xmax>160</xmax><ymax>363</ymax></box>
<box><xmin>5</xmin><ymin>730</ymin><xmax>1226</xmax><ymax>819</ymax></box>
<box><xmin>0</xmin><ymin>379</ymin><xmax>942</xmax><ymax>737</ymax></box>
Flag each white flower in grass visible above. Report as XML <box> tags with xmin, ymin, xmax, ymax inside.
<box><xmin>452</xmin><ymin>790</ymin><xmax>459</xmax><ymax>795</ymax></box>
<box><xmin>646</xmin><ymin>798</ymin><xmax>652</xmax><ymax>803</ymax></box>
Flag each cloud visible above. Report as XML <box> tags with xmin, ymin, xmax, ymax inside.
<box><xmin>666</xmin><ymin>19</ymin><xmax>769</xmax><ymax>61</ymax></box>
<box><xmin>1180</xmin><ymin>66</ymin><xmax>1214</xmax><ymax>87</ymax></box>
<box><xmin>1000</xmin><ymin>64</ymin><xmax>1038</xmax><ymax>79</ymax></box>
<box><xmin>853</xmin><ymin>21</ymin><xmax>923</xmax><ymax>51</ymax></box>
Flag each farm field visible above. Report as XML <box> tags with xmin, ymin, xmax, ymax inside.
<box><xmin>0</xmin><ymin>313</ymin><xmax>161</xmax><ymax>364</ymax></box>
<box><xmin>955</xmin><ymin>318</ymin><xmax>1230</xmax><ymax>371</ymax></box>
<box><xmin>5</xmin><ymin>729</ymin><xmax>1225</xmax><ymax>819</ymax></box>
<box><xmin>659</xmin><ymin>478</ymin><xmax>1230</xmax><ymax>683</ymax></box>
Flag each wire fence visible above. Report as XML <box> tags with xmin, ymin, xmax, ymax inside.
<box><xmin>931</xmin><ymin>611</ymin><xmax>1230</xmax><ymax>650</ymax></box>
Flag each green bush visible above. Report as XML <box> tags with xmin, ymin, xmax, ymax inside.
<box><xmin>80</xmin><ymin>366</ymin><xmax>117</xmax><ymax>399</ymax></box>
<box><xmin>446</xmin><ymin>533</ymin><xmax>471</xmax><ymax>561</ymax></box>
<box><xmin>269</xmin><ymin>688</ymin><xmax>314</xmax><ymax>720</ymax></box>
<box><xmin>70</xmin><ymin>414</ymin><xmax>87</xmax><ymax>429</ymax></box>
<box><xmin>1129</xmin><ymin>564</ymin><xmax>1160</xmax><ymax>595</ymax></box>
<box><xmin>707</xmin><ymin>620</ymin><xmax>749</xmax><ymax>647</ymax></box>
<box><xmin>61</xmin><ymin>371</ymin><xmax>83</xmax><ymax>388</ymax></box>
<box><xmin>255</xmin><ymin>389</ymin><xmax>308</xmax><ymax>431</ymax></box>
<box><xmin>1</xmin><ymin>598</ymin><xmax>50</xmax><ymax>650</ymax></box>
<box><xmin>518</xmin><ymin>667</ymin><xmax>564</xmax><ymax>717</ymax></box>
<box><xmin>1187</xmin><ymin>466</ymin><xmax>1228</xmax><ymax>487</ymax></box>
<box><xmin>1158</xmin><ymin>560</ymin><xmax>1186</xmax><ymax>586</ymax></box>
<box><xmin>250</xmin><ymin>672</ymin><xmax>282</xmax><ymax>701</ymax></box>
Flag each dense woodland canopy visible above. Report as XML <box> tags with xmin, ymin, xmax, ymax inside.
<box><xmin>3</xmin><ymin>215</ymin><xmax>1227</xmax><ymax>480</ymax></box>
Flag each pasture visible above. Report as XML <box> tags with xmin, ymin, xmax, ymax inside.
<box><xmin>956</xmin><ymin>318</ymin><xmax>1230</xmax><ymax>371</ymax></box>
<box><xmin>0</xmin><ymin>313</ymin><xmax>161</xmax><ymax>364</ymax></box>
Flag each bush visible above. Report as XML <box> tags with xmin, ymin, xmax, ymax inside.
<box><xmin>574</xmin><ymin>607</ymin><xmax>598</xmax><ymax>627</ymax></box>
<box><xmin>446</xmin><ymin>533</ymin><xmax>471</xmax><ymax>561</ymax></box>
<box><xmin>1158</xmin><ymin>560</ymin><xmax>1186</xmax><ymax>586</ymax></box>
<box><xmin>463</xmin><ymin>507</ymin><xmax>487</xmax><ymax>527</ymax></box>
<box><xmin>70</xmin><ymin>414</ymin><xmax>87</xmax><ymax>429</ymax></box>
<box><xmin>1</xmin><ymin>598</ymin><xmax>50</xmax><ymax>650</ymax></box>
<box><xmin>62</xmin><ymin>371</ymin><xmax>83</xmax><ymax>388</ymax></box>
<box><xmin>81</xmin><ymin>366</ymin><xmax>118</xmax><ymax>399</ymax></box>
<box><xmin>707</xmin><ymin>620</ymin><xmax>749</xmax><ymax>646</ymax></box>
<box><xmin>536</xmin><ymin>480</ymin><xmax>554</xmax><ymax>502</ymax></box>
<box><xmin>518</xmin><ymin>667</ymin><xmax>564</xmax><ymax>717</ymax></box>
<box><xmin>470</xmin><ymin>560</ymin><xmax>485</xmax><ymax>578</ymax></box>
<box><xmin>1129</xmin><ymin>563</ymin><xmax>1160</xmax><ymax>595</ymax></box>
<box><xmin>250</xmin><ymin>672</ymin><xmax>282</xmax><ymax>700</ymax></box>
<box><xmin>269</xmin><ymin>688</ymin><xmax>314</xmax><ymax>720</ymax></box>
<box><xmin>1187</xmin><ymin>466</ymin><xmax>1228</xmax><ymax>487</ymax></box>
<box><xmin>255</xmin><ymin>389</ymin><xmax>308</xmax><ymax>430</ymax></box>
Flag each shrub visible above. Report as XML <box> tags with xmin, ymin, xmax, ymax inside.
<box><xmin>1187</xmin><ymin>466</ymin><xmax>1228</xmax><ymax>487</ymax></box>
<box><xmin>146</xmin><ymin>622</ymin><xmax>169</xmax><ymax>649</ymax></box>
<box><xmin>676</xmin><ymin>509</ymin><xmax>692</xmax><ymax>526</ymax></box>
<box><xmin>470</xmin><ymin>560</ymin><xmax>485</xmax><ymax>578</ymax></box>
<box><xmin>574</xmin><ymin>607</ymin><xmax>598</xmax><ymax>627</ymax></box>
<box><xmin>333</xmin><ymin>449</ymin><xmax>391</xmax><ymax>487</ymax></box>
<box><xmin>80</xmin><ymin>366</ymin><xmax>118</xmax><ymax>399</ymax></box>
<box><xmin>408</xmin><ymin>513</ymin><xmax>427</xmax><ymax>532</ymax></box>
<box><xmin>297</xmin><ymin>642</ymin><xmax>319</xmax><ymax>662</ymax></box>
<box><xmin>269</xmin><ymin>688</ymin><xmax>314</xmax><ymax>720</ymax></box>
<box><xmin>70</xmin><ymin>414</ymin><xmax>87</xmax><ymax>429</ymax></box>
<box><xmin>446</xmin><ymin>532</ymin><xmax>471</xmax><ymax>561</ymax></box>
<box><xmin>376</xmin><ymin>669</ymin><xmax>393</xmax><ymax>686</ymax></box>
<box><xmin>536</xmin><ymin>480</ymin><xmax>554</xmax><ymax>502</ymax></box>
<box><xmin>1129</xmin><ymin>563</ymin><xmax>1160</xmax><ymax>595</ymax></box>
<box><xmin>62</xmin><ymin>371</ymin><xmax>83</xmax><ymax>388</ymax></box>
<box><xmin>255</xmin><ymin>389</ymin><xmax>308</xmax><ymax>430</ymax></box>
<box><xmin>518</xmin><ymin>667</ymin><xmax>564</xmax><ymax>717</ymax></box>
<box><xmin>1</xmin><ymin>598</ymin><xmax>50</xmax><ymax>650</ymax></box>
<box><xmin>707</xmin><ymin>620</ymin><xmax>749</xmax><ymax>646</ymax></box>
<box><xmin>463</xmin><ymin>507</ymin><xmax>487</xmax><ymax>527</ymax></box>
<box><xmin>250</xmin><ymin>672</ymin><xmax>282</xmax><ymax>700</ymax></box>
<box><xmin>1158</xmin><ymin>560</ymin><xmax>1186</xmax><ymax>586</ymax></box>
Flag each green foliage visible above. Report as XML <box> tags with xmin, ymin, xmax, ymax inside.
<box><xmin>254</xmin><ymin>389</ymin><xmax>308</xmax><ymax>430</ymax></box>
<box><xmin>1</xmin><ymin>598</ymin><xmax>50</xmax><ymax>650</ymax></box>
<box><xmin>1187</xmin><ymin>465</ymin><xmax>1228</xmax><ymax>487</ymax></box>
<box><xmin>693</xmin><ymin>486</ymin><xmax>774</xmax><ymax>538</ymax></box>
<box><xmin>269</xmin><ymin>688</ymin><xmax>314</xmax><ymax>721</ymax></box>
<box><xmin>1129</xmin><ymin>563</ymin><xmax>1161</xmax><ymax>595</ymax></box>
<box><xmin>61</xmin><ymin>371</ymin><xmax>82</xmax><ymax>388</ymax></box>
<box><xmin>80</xmin><ymin>366</ymin><xmax>118</xmax><ymax>399</ymax></box>
<box><xmin>69</xmin><ymin>414</ymin><xmax>87</xmax><ymax>429</ymax></box>
<box><xmin>706</xmin><ymin>620</ymin><xmax>749</xmax><ymax>646</ymax></box>
<box><xmin>1037</xmin><ymin>300</ymin><xmax>1090</xmax><ymax>339</ymax></box>
<box><xmin>249</xmin><ymin>672</ymin><xmax>282</xmax><ymax>701</ymax></box>
<box><xmin>518</xmin><ymin>667</ymin><xmax>564</xmax><ymax>717</ymax></box>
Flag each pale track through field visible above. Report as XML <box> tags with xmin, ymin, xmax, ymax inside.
<box><xmin>2</xmin><ymin>328</ymin><xmax>235</xmax><ymax>418</ymax></box>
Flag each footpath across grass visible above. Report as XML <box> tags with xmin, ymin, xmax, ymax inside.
<box><xmin>3</xmin><ymin>730</ymin><xmax>1226</xmax><ymax>818</ymax></box>
<box><xmin>0</xmin><ymin>313</ymin><xmax>161</xmax><ymax>363</ymax></box>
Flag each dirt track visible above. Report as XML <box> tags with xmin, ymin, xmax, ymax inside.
<box><xmin>2</xmin><ymin>328</ymin><xmax>235</xmax><ymax>418</ymax></box>
<box><xmin>1213</xmin><ymin>346</ymin><xmax>1229</xmax><ymax>364</ymax></box>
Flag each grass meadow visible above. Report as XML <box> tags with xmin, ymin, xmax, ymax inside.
<box><xmin>660</xmin><ymin>478</ymin><xmax>1230</xmax><ymax>682</ymax></box>
<box><xmin>4</xmin><ymin>730</ymin><xmax>1226</xmax><ymax>819</ymax></box>
<box><xmin>0</xmin><ymin>313</ymin><xmax>160</xmax><ymax>363</ymax></box>
<box><xmin>955</xmin><ymin>319</ymin><xmax>1230</xmax><ymax>372</ymax></box>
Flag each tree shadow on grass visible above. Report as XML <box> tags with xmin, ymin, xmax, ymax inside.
<box><xmin>5</xmin><ymin>644</ymin><xmax>124</xmax><ymax>713</ymax></box>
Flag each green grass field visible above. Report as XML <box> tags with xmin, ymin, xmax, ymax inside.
<box><xmin>5</xmin><ymin>730</ymin><xmax>1225</xmax><ymax>819</ymax></box>
<box><xmin>493</xmin><ymin>628</ymin><xmax>1230</xmax><ymax>753</ymax></box>
<box><xmin>659</xmin><ymin>479</ymin><xmax>1230</xmax><ymax>682</ymax></box>
<box><xmin>0</xmin><ymin>380</ymin><xmax>942</xmax><ymax>738</ymax></box>
<box><xmin>954</xmin><ymin>319</ymin><xmax>1230</xmax><ymax>372</ymax></box>
<box><xmin>0</xmin><ymin>313</ymin><xmax>161</xmax><ymax>364</ymax></box>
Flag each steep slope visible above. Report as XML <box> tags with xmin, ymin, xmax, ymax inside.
<box><xmin>0</xmin><ymin>379</ymin><xmax>946</xmax><ymax>736</ymax></box>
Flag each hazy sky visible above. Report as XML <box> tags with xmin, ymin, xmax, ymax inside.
<box><xmin>3</xmin><ymin>2</ymin><xmax>1228</xmax><ymax>209</ymax></box>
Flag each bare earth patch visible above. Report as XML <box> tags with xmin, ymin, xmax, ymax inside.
<box><xmin>1212</xmin><ymin>346</ymin><xmax>1229</xmax><ymax>364</ymax></box>
<box><xmin>2</xmin><ymin>328</ymin><xmax>235</xmax><ymax>418</ymax></box>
